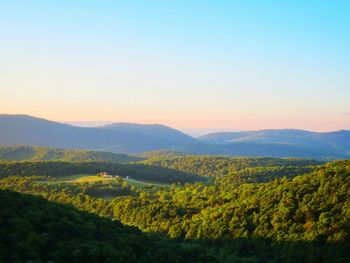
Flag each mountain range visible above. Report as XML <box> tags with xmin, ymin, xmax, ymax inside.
<box><xmin>0</xmin><ymin>114</ymin><xmax>195</xmax><ymax>154</ymax></box>
<box><xmin>0</xmin><ymin>114</ymin><xmax>349</xmax><ymax>160</ymax></box>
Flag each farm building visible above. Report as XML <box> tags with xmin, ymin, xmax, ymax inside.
<box><xmin>99</xmin><ymin>172</ymin><xmax>114</xmax><ymax>178</ymax></box>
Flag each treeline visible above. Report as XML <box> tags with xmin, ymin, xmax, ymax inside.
<box><xmin>143</xmin><ymin>156</ymin><xmax>320</xmax><ymax>183</ymax></box>
<box><xmin>0</xmin><ymin>145</ymin><xmax>142</xmax><ymax>162</ymax></box>
<box><xmin>0</xmin><ymin>161</ymin><xmax>203</xmax><ymax>184</ymax></box>
<box><xmin>217</xmin><ymin>165</ymin><xmax>316</xmax><ymax>184</ymax></box>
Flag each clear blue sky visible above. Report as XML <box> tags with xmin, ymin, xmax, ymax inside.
<box><xmin>1</xmin><ymin>0</ymin><xmax>350</xmax><ymax>131</ymax></box>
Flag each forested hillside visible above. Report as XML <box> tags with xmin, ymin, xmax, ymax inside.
<box><xmin>0</xmin><ymin>159</ymin><xmax>348</xmax><ymax>262</ymax></box>
<box><xmin>0</xmin><ymin>145</ymin><xmax>142</xmax><ymax>162</ymax></box>
<box><xmin>2</xmin><ymin>190</ymin><xmax>348</xmax><ymax>263</ymax></box>
<box><xmin>143</xmin><ymin>156</ymin><xmax>321</xmax><ymax>183</ymax></box>
<box><xmin>0</xmin><ymin>190</ymin><xmax>215</xmax><ymax>263</ymax></box>
<box><xmin>0</xmin><ymin>161</ymin><xmax>202</xmax><ymax>184</ymax></box>
<box><xmin>109</xmin><ymin>160</ymin><xmax>350</xmax><ymax>241</ymax></box>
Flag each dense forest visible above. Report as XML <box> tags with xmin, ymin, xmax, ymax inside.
<box><xmin>0</xmin><ymin>156</ymin><xmax>349</xmax><ymax>262</ymax></box>
<box><xmin>143</xmin><ymin>156</ymin><xmax>321</xmax><ymax>183</ymax></box>
<box><xmin>0</xmin><ymin>190</ymin><xmax>218</xmax><ymax>263</ymax></box>
<box><xmin>143</xmin><ymin>156</ymin><xmax>321</xmax><ymax>177</ymax></box>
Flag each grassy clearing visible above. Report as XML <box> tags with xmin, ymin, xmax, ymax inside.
<box><xmin>37</xmin><ymin>174</ymin><xmax>115</xmax><ymax>184</ymax></box>
<box><xmin>73</xmin><ymin>175</ymin><xmax>116</xmax><ymax>183</ymax></box>
<box><xmin>36</xmin><ymin>174</ymin><xmax>169</xmax><ymax>188</ymax></box>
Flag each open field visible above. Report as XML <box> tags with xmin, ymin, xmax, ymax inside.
<box><xmin>36</xmin><ymin>174</ymin><xmax>115</xmax><ymax>184</ymax></box>
<box><xmin>36</xmin><ymin>174</ymin><xmax>169</xmax><ymax>188</ymax></box>
<box><xmin>34</xmin><ymin>174</ymin><xmax>169</xmax><ymax>200</ymax></box>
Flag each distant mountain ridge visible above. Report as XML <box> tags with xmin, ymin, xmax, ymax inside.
<box><xmin>199</xmin><ymin>129</ymin><xmax>350</xmax><ymax>151</ymax></box>
<box><xmin>0</xmin><ymin>114</ymin><xmax>349</xmax><ymax>160</ymax></box>
<box><xmin>0</xmin><ymin>114</ymin><xmax>197</xmax><ymax>154</ymax></box>
<box><xmin>99</xmin><ymin>122</ymin><xmax>195</xmax><ymax>145</ymax></box>
<box><xmin>195</xmin><ymin>129</ymin><xmax>350</xmax><ymax>159</ymax></box>
<box><xmin>199</xmin><ymin>129</ymin><xmax>350</xmax><ymax>146</ymax></box>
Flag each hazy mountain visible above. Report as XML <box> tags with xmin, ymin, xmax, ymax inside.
<box><xmin>199</xmin><ymin>129</ymin><xmax>350</xmax><ymax>149</ymax></box>
<box><xmin>0</xmin><ymin>115</ymin><xmax>197</xmax><ymax>154</ymax></box>
<box><xmin>180</xmin><ymin>128</ymin><xmax>239</xmax><ymax>137</ymax></box>
<box><xmin>171</xmin><ymin>142</ymin><xmax>346</xmax><ymax>160</ymax></box>
<box><xmin>197</xmin><ymin>129</ymin><xmax>350</xmax><ymax>159</ymax></box>
<box><xmin>98</xmin><ymin>122</ymin><xmax>195</xmax><ymax>145</ymax></box>
<box><xmin>0</xmin><ymin>145</ymin><xmax>142</xmax><ymax>162</ymax></box>
<box><xmin>0</xmin><ymin>115</ymin><xmax>349</xmax><ymax>159</ymax></box>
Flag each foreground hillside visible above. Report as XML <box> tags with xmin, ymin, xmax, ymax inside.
<box><xmin>0</xmin><ymin>158</ymin><xmax>349</xmax><ymax>262</ymax></box>
<box><xmin>2</xmin><ymin>190</ymin><xmax>347</xmax><ymax>263</ymax></box>
<box><xmin>0</xmin><ymin>145</ymin><xmax>142</xmax><ymax>162</ymax></box>
<box><xmin>0</xmin><ymin>190</ymin><xmax>216</xmax><ymax>263</ymax></box>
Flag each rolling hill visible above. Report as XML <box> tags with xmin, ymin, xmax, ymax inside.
<box><xmin>0</xmin><ymin>145</ymin><xmax>142</xmax><ymax>162</ymax></box>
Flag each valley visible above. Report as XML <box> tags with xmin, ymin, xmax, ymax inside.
<box><xmin>2</xmin><ymin>2</ymin><xmax>349</xmax><ymax>262</ymax></box>
<box><xmin>0</xmin><ymin>147</ymin><xmax>348</xmax><ymax>262</ymax></box>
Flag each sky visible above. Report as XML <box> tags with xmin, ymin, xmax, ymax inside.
<box><xmin>1</xmin><ymin>0</ymin><xmax>350</xmax><ymax>131</ymax></box>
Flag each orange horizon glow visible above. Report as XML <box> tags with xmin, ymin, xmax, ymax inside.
<box><xmin>2</xmin><ymin>110</ymin><xmax>349</xmax><ymax>133</ymax></box>
<box><xmin>1</xmin><ymin>1</ymin><xmax>349</xmax><ymax>133</ymax></box>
